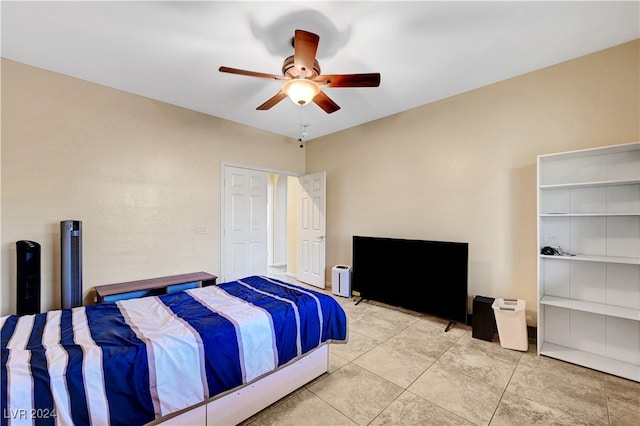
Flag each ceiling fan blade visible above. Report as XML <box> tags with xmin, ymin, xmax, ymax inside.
<box><xmin>316</xmin><ymin>73</ymin><xmax>381</xmax><ymax>87</ymax></box>
<box><xmin>256</xmin><ymin>90</ymin><xmax>288</xmax><ymax>110</ymax></box>
<box><xmin>313</xmin><ymin>90</ymin><xmax>340</xmax><ymax>114</ymax></box>
<box><xmin>293</xmin><ymin>30</ymin><xmax>319</xmax><ymax>77</ymax></box>
<box><xmin>219</xmin><ymin>66</ymin><xmax>288</xmax><ymax>81</ymax></box>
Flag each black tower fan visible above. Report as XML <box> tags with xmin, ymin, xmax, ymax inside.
<box><xmin>16</xmin><ymin>240</ymin><xmax>41</xmax><ymax>315</ymax></box>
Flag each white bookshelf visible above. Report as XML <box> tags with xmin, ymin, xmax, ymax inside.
<box><xmin>537</xmin><ymin>142</ymin><xmax>640</xmax><ymax>382</ymax></box>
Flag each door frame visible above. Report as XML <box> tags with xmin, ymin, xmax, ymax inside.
<box><xmin>220</xmin><ymin>161</ymin><xmax>301</xmax><ymax>282</ymax></box>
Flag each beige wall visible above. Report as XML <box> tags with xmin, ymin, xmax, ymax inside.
<box><xmin>306</xmin><ymin>40</ymin><xmax>640</xmax><ymax>325</ymax></box>
<box><xmin>1</xmin><ymin>59</ymin><xmax>305</xmax><ymax>315</ymax></box>
<box><xmin>2</xmin><ymin>40</ymin><xmax>638</xmax><ymax>322</ymax></box>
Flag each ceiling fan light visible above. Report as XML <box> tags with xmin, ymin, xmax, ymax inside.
<box><xmin>283</xmin><ymin>79</ymin><xmax>320</xmax><ymax>106</ymax></box>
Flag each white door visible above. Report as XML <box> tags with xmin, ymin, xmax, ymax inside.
<box><xmin>297</xmin><ymin>171</ymin><xmax>326</xmax><ymax>288</ymax></box>
<box><xmin>223</xmin><ymin>166</ymin><xmax>268</xmax><ymax>282</ymax></box>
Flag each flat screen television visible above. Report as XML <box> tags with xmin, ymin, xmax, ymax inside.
<box><xmin>352</xmin><ymin>235</ymin><xmax>468</xmax><ymax>326</ymax></box>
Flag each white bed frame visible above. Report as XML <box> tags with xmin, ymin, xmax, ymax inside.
<box><xmin>147</xmin><ymin>344</ymin><xmax>329</xmax><ymax>426</ymax></box>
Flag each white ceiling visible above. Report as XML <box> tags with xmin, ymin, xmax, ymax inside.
<box><xmin>2</xmin><ymin>1</ymin><xmax>639</xmax><ymax>141</ymax></box>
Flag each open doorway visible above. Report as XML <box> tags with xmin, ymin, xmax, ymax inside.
<box><xmin>266</xmin><ymin>173</ymin><xmax>288</xmax><ymax>277</ymax></box>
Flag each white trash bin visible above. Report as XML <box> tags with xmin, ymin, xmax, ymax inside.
<box><xmin>492</xmin><ymin>298</ymin><xmax>528</xmax><ymax>351</ymax></box>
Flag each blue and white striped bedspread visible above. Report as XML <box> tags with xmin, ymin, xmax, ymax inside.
<box><xmin>1</xmin><ymin>275</ymin><xmax>348</xmax><ymax>426</ymax></box>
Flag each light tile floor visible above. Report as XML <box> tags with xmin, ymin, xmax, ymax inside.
<box><xmin>245</xmin><ymin>272</ymin><xmax>639</xmax><ymax>426</ymax></box>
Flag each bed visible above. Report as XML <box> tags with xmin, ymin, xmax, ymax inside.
<box><xmin>1</xmin><ymin>275</ymin><xmax>348</xmax><ymax>426</ymax></box>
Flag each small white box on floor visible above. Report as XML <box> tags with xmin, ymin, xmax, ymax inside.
<box><xmin>331</xmin><ymin>265</ymin><xmax>351</xmax><ymax>298</ymax></box>
<box><xmin>492</xmin><ymin>298</ymin><xmax>528</xmax><ymax>351</ymax></box>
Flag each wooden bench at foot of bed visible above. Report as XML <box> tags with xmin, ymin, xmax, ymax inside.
<box><xmin>94</xmin><ymin>271</ymin><xmax>218</xmax><ymax>303</ymax></box>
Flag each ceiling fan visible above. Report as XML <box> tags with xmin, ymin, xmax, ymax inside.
<box><xmin>219</xmin><ymin>29</ymin><xmax>381</xmax><ymax>114</ymax></box>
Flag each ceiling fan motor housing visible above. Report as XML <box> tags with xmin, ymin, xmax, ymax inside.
<box><xmin>282</xmin><ymin>55</ymin><xmax>320</xmax><ymax>79</ymax></box>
